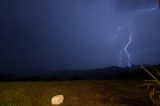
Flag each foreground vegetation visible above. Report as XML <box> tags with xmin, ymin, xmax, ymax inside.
<box><xmin>0</xmin><ymin>80</ymin><xmax>146</xmax><ymax>106</ymax></box>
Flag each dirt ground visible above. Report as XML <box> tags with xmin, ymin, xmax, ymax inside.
<box><xmin>0</xmin><ymin>80</ymin><xmax>147</xmax><ymax>106</ymax></box>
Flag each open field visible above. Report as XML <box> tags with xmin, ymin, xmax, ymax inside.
<box><xmin>0</xmin><ymin>80</ymin><xmax>147</xmax><ymax>106</ymax></box>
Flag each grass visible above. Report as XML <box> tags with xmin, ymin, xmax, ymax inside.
<box><xmin>140</xmin><ymin>66</ymin><xmax>160</xmax><ymax>106</ymax></box>
<box><xmin>0</xmin><ymin>80</ymin><xmax>146</xmax><ymax>106</ymax></box>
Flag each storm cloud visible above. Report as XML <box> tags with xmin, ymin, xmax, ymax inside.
<box><xmin>0</xmin><ymin>0</ymin><xmax>160</xmax><ymax>73</ymax></box>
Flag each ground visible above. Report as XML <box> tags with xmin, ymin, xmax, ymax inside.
<box><xmin>0</xmin><ymin>80</ymin><xmax>147</xmax><ymax>106</ymax></box>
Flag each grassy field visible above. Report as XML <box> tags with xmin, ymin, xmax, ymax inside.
<box><xmin>0</xmin><ymin>80</ymin><xmax>147</xmax><ymax>106</ymax></box>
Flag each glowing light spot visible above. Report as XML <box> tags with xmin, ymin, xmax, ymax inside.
<box><xmin>51</xmin><ymin>95</ymin><xmax>64</xmax><ymax>105</ymax></box>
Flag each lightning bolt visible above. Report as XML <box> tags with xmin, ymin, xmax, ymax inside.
<box><xmin>139</xmin><ymin>0</ymin><xmax>159</xmax><ymax>12</ymax></box>
<box><xmin>112</xmin><ymin>0</ymin><xmax>159</xmax><ymax>67</ymax></box>
<box><xmin>113</xmin><ymin>23</ymin><xmax>133</xmax><ymax>67</ymax></box>
<box><xmin>119</xmin><ymin>31</ymin><xmax>133</xmax><ymax>67</ymax></box>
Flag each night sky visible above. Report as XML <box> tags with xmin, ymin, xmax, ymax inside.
<box><xmin>1</xmin><ymin>0</ymin><xmax>160</xmax><ymax>73</ymax></box>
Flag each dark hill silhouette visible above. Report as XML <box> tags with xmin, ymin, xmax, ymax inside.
<box><xmin>0</xmin><ymin>64</ymin><xmax>159</xmax><ymax>81</ymax></box>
